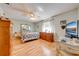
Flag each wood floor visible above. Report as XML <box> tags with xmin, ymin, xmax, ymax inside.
<box><xmin>11</xmin><ymin>38</ymin><xmax>57</xmax><ymax>56</ymax></box>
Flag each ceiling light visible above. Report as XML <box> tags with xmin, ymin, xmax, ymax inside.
<box><xmin>30</xmin><ymin>17</ymin><xmax>36</xmax><ymax>20</ymax></box>
<box><xmin>30</xmin><ymin>14</ymin><xmax>34</xmax><ymax>17</ymax></box>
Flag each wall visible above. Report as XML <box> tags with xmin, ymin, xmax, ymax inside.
<box><xmin>0</xmin><ymin>7</ymin><xmax>35</xmax><ymax>33</ymax></box>
<box><xmin>0</xmin><ymin>6</ymin><xmax>5</xmax><ymax>17</ymax></box>
<box><xmin>53</xmin><ymin>9</ymin><xmax>77</xmax><ymax>40</ymax></box>
<box><xmin>34</xmin><ymin>17</ymin><xmax>55</xmax><ymax>33</ymax></box>
<box><xmin>35</xmin><ymin>8</ymin><xmax>78</xmax><ymax>40</ymax></box>
<box><xmin>0</xmin><ymin>6</ymin><xmax>78</xmax><ymax>39</ymax></box>
<box><xmin>11</xmin><ymin>20</ymin><xmax>35</xmax><ymax>33</ymax></box>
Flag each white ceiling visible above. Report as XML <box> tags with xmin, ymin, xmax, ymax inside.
<box><xmin>0</xmin><ymin>3</ymin><xmax>79</xmax><ymax>22</ymax></box>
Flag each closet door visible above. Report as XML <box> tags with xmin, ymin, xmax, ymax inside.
<box><xmin>0</xmin><ymin>20</ymin><xmax>10</xmax><ymax>56</ymax></box>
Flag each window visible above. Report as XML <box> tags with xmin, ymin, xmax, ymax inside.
<box><xmin>42</xmin><ymin>22</ymin><xmax>52</xmax><ymax>33</ymax></box>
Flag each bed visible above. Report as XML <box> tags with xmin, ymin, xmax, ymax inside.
<box><xmin>21</xmin><ymin>31</ymin><xmax>39</xmax><ymax>42</ymax></box>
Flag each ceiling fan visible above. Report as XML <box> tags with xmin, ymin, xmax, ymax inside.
<box><xmin>4</xmin><ymin>3</ymin><xmax>38</xmax><ymax>20</ymax></box>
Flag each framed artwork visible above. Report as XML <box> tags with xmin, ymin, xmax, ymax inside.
<box><xmin>60</xmin><ymin>20</ymin><xmax>66</xmax><ymax>25</ymax></box>
<box><xmin>60</xmin><ymin>20</ymin><xmax>66</xmax><ymax>29</ymax></box>
<box><xmin>20</xmin><ymin>24</ymin><xmax>31</xmax><ymax>32</ymax></box>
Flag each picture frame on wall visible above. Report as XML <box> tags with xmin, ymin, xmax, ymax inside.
<box><xmin>60</xmin><ymin>20</ymin><xmax>66</xmax><ymax>25</ymax></box>
<box><xmin>60</xmin><ymin>20</ymin><xmax>66</xmax><ymax>29</ymax></box>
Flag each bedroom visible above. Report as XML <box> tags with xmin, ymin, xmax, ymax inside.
<box><xmin>0</xmin><ymin>3</ymin><xmax>79</xmax><ymax>56</ymax></box>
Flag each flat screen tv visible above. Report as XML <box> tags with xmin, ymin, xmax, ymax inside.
<box><xmin>66</xmin><ymin>21</ymin><xmax>78</xmax><ymax>38</ymax></box>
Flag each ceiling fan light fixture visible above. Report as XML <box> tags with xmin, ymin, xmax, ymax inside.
<box><xmin>30</xmin><ymin>17</ymin><xmax>36</xmax><ymax>20</ymax></box>
<box><xmin>30</xmin><ymin>14</ymin><xmax>34</xmax><ymax>17</ymax></box>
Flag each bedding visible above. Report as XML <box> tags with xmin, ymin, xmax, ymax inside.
<box><xmin>21</xmin><ymin>32</ymin><xmax>39</xmax><ymax>42</ymax></box>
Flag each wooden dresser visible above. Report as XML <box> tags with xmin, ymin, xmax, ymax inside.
<box><xmin>40</xmin><ymin>32</ymin><xmax>54</xmax><ymax>42</ymax></box>
<box><xmin>0</xmin><ymin>19</ymin><xmax>10</xmax><ymax>56</ymax></box>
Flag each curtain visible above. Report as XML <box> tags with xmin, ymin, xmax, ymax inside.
<box><xmin>42</xmin><ymin>21</ymin><xmax>52</xmax><ymax>33</ymax></box>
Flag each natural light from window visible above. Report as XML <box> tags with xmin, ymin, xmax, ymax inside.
<box><xmin>42</xmin><ymin>22</ymin><xmax>52</xmax><ymax>33</ymax></box>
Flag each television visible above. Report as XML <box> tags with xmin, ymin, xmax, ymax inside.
<box><xmin>66</xmin><ymin>21</ymin><xmax>78</xmax><ymax>38</ymax></box>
